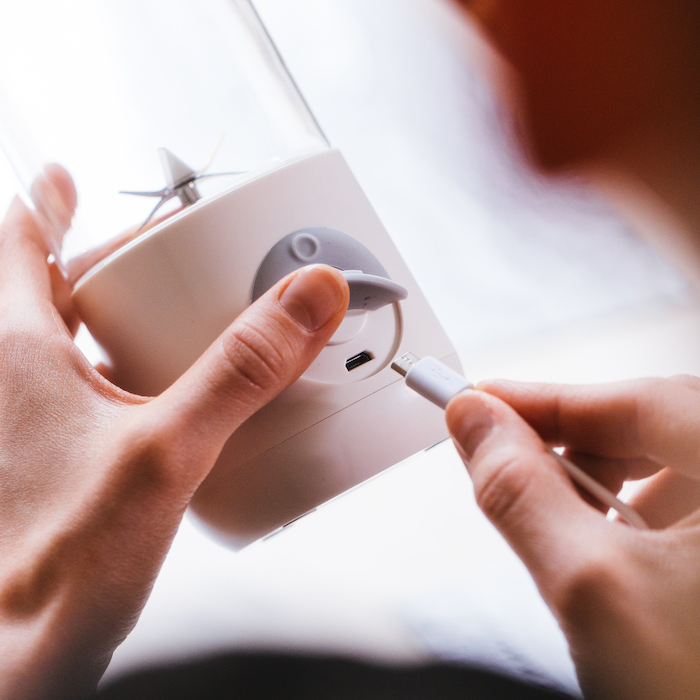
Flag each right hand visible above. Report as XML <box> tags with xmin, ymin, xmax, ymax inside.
<box><xmin>446</xmin><ymin>377</ymin><xmax>700</xmax><ymax>700</ymax></box>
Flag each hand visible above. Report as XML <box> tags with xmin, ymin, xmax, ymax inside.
<box><xmin>446</xmin><ymin>377</ymin><xmax>700</xmax><ymax>700</ymax></box>
<box><xmin>0</xmin><ymin>167</ymin><xmax>349</xmax><ymax>700</ymax></box>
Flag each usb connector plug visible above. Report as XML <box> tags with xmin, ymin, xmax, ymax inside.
<box><xmin>391</xmin><ymin>352</ymin><xmax>473</xmax><ymax>409</ymax></box>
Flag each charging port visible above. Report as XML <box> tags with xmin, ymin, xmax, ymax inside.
<box><xmin>345</xmin><ymin>351</ymin><xmax>374</xmax><ymax>372</ymax></box>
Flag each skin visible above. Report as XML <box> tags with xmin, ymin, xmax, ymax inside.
<box><xmin>446</xmin><ymin>1</ymin><xmax>700</xmax><ymax>697</ymax></box>
<box><xmin>0</xmin><ymin>167</ymin><xmax>349</xmax><ymax>699</ymax></box>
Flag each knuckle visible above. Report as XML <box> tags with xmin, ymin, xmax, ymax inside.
<box><xmin>473</xmin><ymin>447</ymin><xmax>536</xmax><ymax>527</ymax></box>
<box><xmin>634</xmin><ymin>376</ymin><xmax>676</xmax><ymax>403</ymax></box>
<box><xmin>219</xmin><ymin>318</ymin><xmax>291</xmax><ymax>393</ymax></box>
<box><xmin>110</xmin><ymin>419</ymin><xmax>182</xmax><ymax>496</ymax></box>
<box><xmin>554</xmin><ymin>550</ymin><xmax>627</xmax><ymax>630</ymax></box>
<box><xmin>634</xmin><ymin>376</ymin><xmax>700</xmax><ymax>457</ymax></box>
<box><xmin>668</xmin><ymin>373</ymin><xmax>700</xmax><ymax>391</ymax></box>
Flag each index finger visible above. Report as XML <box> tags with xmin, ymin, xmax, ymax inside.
<box><xmin>0</xmin><ymin>165</ymin><xmax>76</xmax><ymax>305</ymax></box>
<box><xmin>478</xmin><ymin>378</ymin><xmax>700</xmax><ymax>478</ymax></box>
<box><xmin>446</xmin><ymin>389</ymin><xmax>619</xmax><ymax>596</ymax></box>
<box><xmin>0</xmin><ymin>197</ymin><xmax>54</xmax><ymax>304</ymax></box>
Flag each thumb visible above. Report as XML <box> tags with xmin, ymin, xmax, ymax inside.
<box><xmin>147</xmin><ymin>264</ymin><xmax>348</xmax><ymax>469</ymax></box>
<box><xmin>446</xmin><ymin>389</ymin><xmax>615</xmax><ymax>594</ymax></box>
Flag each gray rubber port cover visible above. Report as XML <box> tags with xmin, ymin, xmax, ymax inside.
<box><xmin>251</xmin><ymin>227</ymin><xmax>408</xmax><ymax>311</ymax></box>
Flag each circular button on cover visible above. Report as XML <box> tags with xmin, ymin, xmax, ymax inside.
<box><xmin>252</xmin><ymin>227</ymin><xmax>407</xmax><ymax>312</ymax></box>
<box><xmin>251</xmin><ymin>227</ymin><xmax>407</xmax><ymax>384</ymax></box>
<box><xmin>290</xmin><ymin>233</ymin><xmax>320</xmax><ymax>262</ymax></box>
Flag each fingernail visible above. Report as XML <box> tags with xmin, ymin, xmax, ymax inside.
<box><xmin>447</xmin><ymin>393</ymin><xmax>494</xmax><ymax>462</ymax></box>
<box><xmin>280</xmin><ymin>265</ymin><xmax>347</xmax><ymax>331</ymax></box>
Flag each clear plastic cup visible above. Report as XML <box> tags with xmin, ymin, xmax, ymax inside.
<box><xmin>0</xmin><ymin>0</ymin><xmax>328</xmax><ymax>283</ymax></box>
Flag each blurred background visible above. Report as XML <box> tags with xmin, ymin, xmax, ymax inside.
<box><xmin>2</xmin><ymin>0</ymin><xmax>700</xmax><ymax>696</ymax></box>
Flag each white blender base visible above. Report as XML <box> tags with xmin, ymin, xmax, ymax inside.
<box><xmin>73</xmin><ymin>149</ymin><xmax>460</xmax><ymax>547</ymax></box>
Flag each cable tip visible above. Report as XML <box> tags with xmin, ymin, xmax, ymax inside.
<box><xmin>391</xmin><ymin>352</ymin><xmax>421</xmax><ymax>377</ymax></box>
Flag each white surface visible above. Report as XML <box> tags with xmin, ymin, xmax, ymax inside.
<box><xmin>0</xmin><ymin>0</ymin><xmax>698</xmax><ymax>696</ymax></box>
<box><xmin>404</xmin><ymin>355</ymin><xmax>474</xmax><ymax>409</ymax></box>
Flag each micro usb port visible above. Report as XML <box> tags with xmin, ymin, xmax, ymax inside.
<box><xmin>345</xmin><ymin>351</ymin><xmax>374</xmax><ymax>372</ymax></box>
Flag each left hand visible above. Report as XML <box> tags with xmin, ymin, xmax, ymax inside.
<box><xmin>0</xmin><ymin>167</ymin><xmax>349</xmax><ymax>700</ymax></box>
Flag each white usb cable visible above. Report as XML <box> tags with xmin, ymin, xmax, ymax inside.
<box><xmin>391</xmin><ymin>352</ymin><xmax>648</xmax><ymax>530</ymax></box>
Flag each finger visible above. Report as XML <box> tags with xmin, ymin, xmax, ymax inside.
<box><xmin>0</xmin><ymin>165</ymin><xmax>77</xmax><ymax>305</ymax></box>
<box><xmin>0</xmin><ymin>197</ymin><xmax>54</xmax><ymax>303</ymax></box>
<box><xmin>561</xmin><ymin>450</ymin><xmax>660</xmax><ymax>516</ymax></box>
<box><xmin>667</xmin><ymin>373</ymin><xmax>700</xmax><ymax>390</ymax></box>
<box><xmin>31</xmin><ymin>162</ymin><xmax>78</xmax><ymax>240</ymax></box>
<box><xmin>146</xmin><ymin>264</ymin><xmax>349</xmax><ymax>474</ymax></box>
<box><xmin>478</xmin><ymin>378</ymin><xmax>700</xmax><ymax>477</ymax></box>
<box><xmin>628</xmin><ymin>469</ymin><xmax>700</xmax><ymax>529</ymax></box>
<box><xmin>49</xmin><ymin>260</ymin><xmax>81</xmax><ymax>336</ymax></box>
<box><xmin>562</xmin><ymin>451</ymin><xmax>627</xmax><ymax>512</ymax></box>
<box><xmin>562</xmin><ymin>451</ymin><xmax>661</xmax><ymax>508</ymax></box>
<box><xmin>446</xmin><ymin>389</ymin><xmax>615</xmax><ymax>593</ymax></box>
